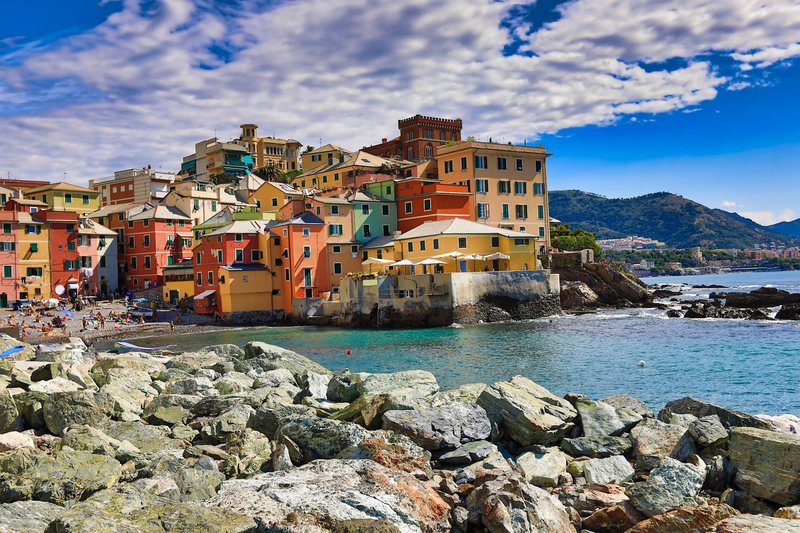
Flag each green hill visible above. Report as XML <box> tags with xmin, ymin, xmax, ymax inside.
<box><xmin>549</xmin><ymin>190</ymin><xmax>795</xmax><ymax>249</ymax></box>
<box><xmin>768</xmin><ymin>219</ymin><xmax>800</xmax><ymax>238</ymax></box>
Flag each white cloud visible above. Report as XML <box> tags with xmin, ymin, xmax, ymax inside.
<box><xmin>721</xmin><ymin>200</ymin><xmax>737</xmax><ymax>208</ymax></box>
<box><xmin>740</xmin><ymin>209</ymin><xmax>798</xmax><ymax>226</ymax></box>
<box><xmin>0</xmin><ymin>0</ymin><xmax>799</xmax><ymax>183</ymax></box>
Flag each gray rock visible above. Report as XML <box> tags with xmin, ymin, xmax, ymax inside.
<box><xmin>516</xmin><ymin>450</ymin><xmax>568</xmax><ymax>488</ymax></box>
<box><xmin>626</xmin><ymin>457</ymin><xmax>705</xmax><ymax>517</ymax></box>
<box><xmin>200</xmin><ymin>404</ymin><xmax>254</xmax><ymax>444</ymax></box>
<box><xmin>602</xmin><ymin>394</ymin><xmax>654</xmax><ymax>418</ymax></box>
<box><xmin>439</xmin><ymin>440</ymin><xmax>497</xmax><ymax>465</ymax></box>
<box><xmin>211</xmin><ymin>459</ymin><xmax>451</xmax><ymax>531</ymax></box>
<box><xmin>247</xmin><ymin>403</ymin><xmax>315</xmax><ymax>440</ymax></box>
<box><xmin>560</xmin><ymin>435</ymin><xmax>631</xmax><ymax>458</ymax></box>
<box><xmin>458</xmin><ymin>450</ymin><xmax>514</xmax><ymax>484</ymax></box>
<box><xmin>0</xmin><ymin>391</ymin><xmax>23</xmax><ymax>433</ymax></box>
<box><xmin>464</xmin><ymin>471</ymin><xmax>575</xmax><ymax>532</ymax></box>
<box><xmin>704</xmin><ymin>454</ymin><xmax>736</xmax><ymax>494</ymax></box>
<box><xmin>297</xmin><ymin>371</ymin><xmax>330</xmax><ymax>401</ymax></box>
<box><xmin>163</xmin><ymin>377</ymin><xmax>216</xmax><ymax>396</ymax></box>
<box><xmin>42</xmin><ymin>391</ymin><xmax>107</xmax><ymax>436</ymax></box>
<box><xmin>57</xmin><ymin>424</ymin><xmax>139</xmax><ymax>460</ymax></box>
<box><xmin>35</xmin><ymin>339</ymin><xmax>90</xmax><ymax>365</ymax></box>
<box><xmin>326</xmin><ymin>372</ymin><xmax>363</xmax><ymax>402</ymax></box>
<box><xmin>213</xmin><ymin>372</ymin><xmax>254</xmax><ymax>395</ymax></box>
<box><xmin>714</xmin><ymin>514</ymin><xmax>800</xmax><ymax>532</ymax></box>
<box><xmin>253</xmin><ymin>368</ymin><xmax>298</xmax><ymax>389</ymax></box>
<box><xmin>659</xmin><ymin>397</ymin><xmax>771</xmax><ymax>430</ymax></box>
<box><xmin>101</xmin><ymin>420</ymin><xmax>184</xmax><ymax>454</ymax></box>
<box><xmin>28</xmin><ymin>378</ymin><xmax>81</xmax><ymax>394</ymax></box>
<box><xmin>277</xmin><ymin>416</ymin><xmax>371</xmax><ymax>462</ymax></box>
<box><xmin>756</xmin><ymin>413</ymin><xmax>800</xmax><ymax>434</ymax></box>
<box><xmin>243</xmin><ymin>342</ymin><xmax>331</xmax><ymax>376</ymax></box>
<box><xmin>425</xmin><ymin>383</ymin><xmax>487</xmax><ymax>407</ymax></box>
<box><xmin>583</xmin><ymin>455</ymin><xmax>635</xmax><ymax>485</ymax></box>
<box><xmin>30</xmin><ymin>362</ymin><xmax>68</xmax><ymax>382</ymax></box>
<box><xmin>200</xmin><ymin>343</ymin><xmax>245</xmax><ymax>359</ymax></box>
<box><xmin>0</xmin><ymin>500</ymin><xmax>64</xmax><ymax>532</ymax></box>
<box><xmin>12</xmin><ymin>392</ymin><xmax>46</xmax><ymax>432</ymax></box>
<box><xmin>630</xmin><ymin>418</ymin><xmax>695</xmax><ymax>471</ymax></box>
<box><xmin>356</xmin><ymin>370</ymin><xmax>440</xmax><ymax>405</ymax></box>
<box><xmin>477</xmin><ymin>375</ymin><xmax>577</xmax><ymax>446</ymax></box>
<box><xmin>776</xmin><ymin>504</ymin><xmax>800</xmax><ymax>519</ymax></box>
<box><xmin>382</xmin><ymin>402</ymin><xmax>491</xmax><ymax>450</ymax></box>
<box><xmin>576</xmin><ymin>398</ymin><xmax>633</xmax><ymax>437</ymax></box>
<box><xmin>729</xmin><ymin>426</ymin><xmax>800</xmax><ymax>506</ymax></box>
<box><xmin>689</xmin><ymin>415</ymin><xmax>729</xmax><ymax>448</ymax></box>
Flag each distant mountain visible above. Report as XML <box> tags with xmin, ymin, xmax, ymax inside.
<box><xmin>768</xmin><ymin>219</ymin><xmax>800</xmax><ymax>238</ymax></box>
<box><xmin>549</xmin><ymin>190</ymin><xmax>795</xmax><ymax>249</ymax></box>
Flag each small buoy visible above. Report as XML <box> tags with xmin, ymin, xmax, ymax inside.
<box><xmin>345</xmin><ymin>349</ymin><xmax>352</xmax><ymax>356</ymax></box>
<box><xmin>637</xmin><ymin>360</ymin><xmax>646</xmax><ymax>367</ymax></box>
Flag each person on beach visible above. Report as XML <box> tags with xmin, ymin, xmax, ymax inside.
<box><xmin>175</xmin><ymin>311</ymin><xmax>181</xmax><ymax>324</ymax></box>
<box><xmin>98</xmin><ymin>313</ymin><xmax>105</xmax><ymax>330</ymax></box>
<box><xmin>169</xmin><ymin>321</ymin><xmax>175</xmax><ymax>332</ymax></box>
<box><xmin>82</xmin><ymin>317</ymin><xmax>88</xmax><ymax>331</ymax></box>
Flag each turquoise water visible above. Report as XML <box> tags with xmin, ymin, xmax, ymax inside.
<box><xmin>120</xmin><ymin>271</ymin><xmax>800</xmax><ymax>415</ymax></box>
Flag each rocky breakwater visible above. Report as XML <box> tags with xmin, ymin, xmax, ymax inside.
<box><xmin>554</xmin><ymin>261</ymin><xmax>653</xmax><ymax>311</ymax></box>
<box><xmin>658</xmin><ymin>286</ymin><xmax>800</xmax><ymax>320</ymax></box>
<box><xmin>1</xmin><ymin>341</ymin><xmax>800</xmax><ymax>531</ymax></box>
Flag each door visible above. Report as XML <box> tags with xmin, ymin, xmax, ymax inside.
<box><xmin>303</xmin><ymin>268</ymin><xmax>312</xmax><ymax>287</ymax></box>
<box><xmin>459</xmin><ymin>260</ymin><xmax>467</xmax><ymax>272</ymax></box>
<box><xmin>0</xmin><ymin>293</ymin><xmax>6</xmax><ymax>308</ymax></box>
<box><xmin>305</xmin><ymin>288</ymin><xmax>313</xmax><ymax>298</ymax></box>
<box><xmin>169</xmin><ymin>290</ymin><xmax>179</xmax><ymax>304</ymax></box>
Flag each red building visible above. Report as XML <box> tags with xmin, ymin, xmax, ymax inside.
<box><xmin>193</xmin><ymin>220</ymin><xmax>264</xmax><ymax>314</ymax></box>
<box><xmin>0</xmin><ymin>211</ymin><xmax>18</xmax><ymax>307</ymax></box>
<box><xmin>124</xmin><ymin>205</ymin><xmax>193</xmax><ymax>291</ymax></box>
<box><xmin>395</xmin><ymin>178</ymin><xmax>472</xmax><ymax>232</ymax></box>
<box><xmin>363</xmin><ymin>114</ymin><xmax>463</xmax><ymax>162</ymax></box>
<box><xmin>265</xmin><ymin>212</ymin><xmax>328</xmax><ymax>312</ymax></box>
<box><xmin>34</xmin><ymin>211</ymin><xmax>81</xmax><ymax>299</ymax></box>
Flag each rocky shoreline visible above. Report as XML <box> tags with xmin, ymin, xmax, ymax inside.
<box><xmin>0</xmin><ymin>341</ymin><xmax>799</xmax><ymax>531</ymax></box>
<box><xmin>652</xmin><ymin>285</ymin><xmax>800</xmax><ymax>321</ymax></box>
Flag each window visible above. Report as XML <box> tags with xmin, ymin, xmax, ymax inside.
<box><xmin>25</xmin><ymin>225</ymin><xmax>35</xmax><ymax>234</ymax></box>
<box><xmin>178</xmin><ymin>220</ymin><xmax>185</xmax><ymax>227</ymax></box>
<box><xmin>515</xmin><ymin>205</ymin><xmax>528</xmax><ymax>219</ymax></box>
<box><xmin>424</xmin><ymin>145</ymin><xmax>433</xmax><ymax>158</ymax></box>
<box><xmin>423</xmin><ymin>128</ymin><xmax>433</xmax><ymax>139</ymax></box>
<box><xmin>491</xmin><ymin>236</ymin><xmax>500</xmax><ymax>248</ymax></box>
<box><xmin>534</xmin><ymin>183</ymin><xmax>544</xmax><ymax>195</ymax></box>
<box><xmin>166</xmin><ymin>256</ymin><xmax>172</xmax><ymax>266</ymax></box>
<box><xmin>538</xmin><ymin>205</ymin><xmax>545</xmax><ymax>219</ymax></box>
<box><xmin>211</xmin><ymin>201</ymin><xmax>217</xmax><ymax>211</ymax></box>
<box><xmin>407</xmin><ymin>147</ymin><xmax>413</xmax><ymax>159</ymax></box>
<box><xmin>2</xmin><ymin>223</ymin><xmax>11</xmax><ymax>234</ymax></box>
<box><xmin>407</xmin><ymin>242</ymin><xmax>414</xmax><ymax>252</ymax></box>
<box><xmin>361</xmin><ymin>204</ymin><xmax>369</xmax><ymax>215</ymax></box>
<box><xmin>335</xmin><ymin>173</ymin><xmax>340</xmax><ymax>181</ymax></box>
<box><xmin>535</xmin><ymin>160</ymin><xmax>543</xmax><ymax>173</ymax></box>
<box><xmin>77</xmin><ymin>235</ymin><xmax>84</xmax><ymax>246</ymax></box>
<box><xmin>322</xmin><ymin>176</ymin><xmax>328</xmax><ymax>184</ymax></box>
<box><xmin>444</xmin><ymin>160</ymin><xmax>454</xmax><ymax>173</ymax></box>
<box><xmin>420</xmin><ymin>240</ymin><xmax>426</xmax><ymax>251</ymax></box>
<box><xmin>333</xmin><ymin>262</ymin><xmax>342</xmax><ymax>274</ymax></box>
<box><xmin>433</xmin><ymin>238</ymin><xmax>439</xmax><ymax>250</ymax></box>
<box><xmin>331</xmin><ymin>205</ymin><xmax>339</xmax><ymax>215</ymax></box>
<box><xmin>143</xmin><ymin>219</ymin><xmax>149</xmax><ymax>227</ymax></box>
<box><xmin>302</xmin><ymin>228</ymin><xmax>310</xmax><ymax>237</ymax></box>
<box><xmin>196</xmin><ymin>252</ymin><xmax>201</xmax><ymax>264</ymax></box>
<box><xmin>502</xmin><ymin>204</ymin><xmax>510</xmax><ymax>219</ymax></box>
<box><xmin>67</xmin><ymin>241</ymin><xmax>76</xmax><ymax>251</ymax></box>
<box><xmin>376</xmin><ymin>249</ymin><xmax>383</xmax><ymax>259</ymax></box>
<box><xmin>498</xmin><ymin>180</ymin><xmax>511</xmax><ymax>194</ymax></box>
<box><xmin>251</xmin><ymin>249</ymin><xmax>261</xmax><ymax>261</ymax></box>
<box><xmin>131</xmin><ymin>257</ymin><xmax>137</xmax><ymax>270</ymax></box>
<box><xmin>143</xmin><ymin>235</ymin><xmax>150</xmax><ymax>247</ymax></box>
<box><xmin>515</xmin><ymin>238</ymin><xmax>531</xmax><ymax>246</ymax></box>
<box><xmin>235</xmin><ymin>233</ymin><xmax>243</xmax><ymax>242</ymax></box>
<box><xmin>197</xmin><ymin>272</ymin><xmax>202</xmax><ymax>285</ymax></box>
<box><xmin>129</xmin><ymin>236</ymin><xmax>134</xmax><ymax>249</ymax></box>
<box><xmin>144</xmin><ymin>256</ymin><xmax>151</xmax><ymax>269</ymax></box>
<box><xmin>66</xmin><ymin>224</ymin><xmax>74</xmax><ymax>233</ymax></box>
<box><xmin>461</xmin><ymin>157</ymin><xmax>468</xmax><ymax>170</ymax></box>
<box><xmin>2</xmin><ymin>265</ymin><xmax>11</xmax><ymax>277</ymax></box>
<box><xmin>421</xmin><ymin>198</ymin><xmax>432</xmax><ymax>212</ymax></box>
<box><xmin>284</xmin><ymin>268</ymin><xmax>290</xmax><ymax>280</ymax></box>
<box><xmin>26</xmin><ymin>267</ymin><xmax>43</xmax><ymax>277</ymax></box>
<box><xmin>362</xmin><ymin>251</ymin><xmax>369</xmax><ymax>261</ymax></box>
<box><xmin>303</xmin><ymin>268</ymin><xmax>312</xmax><ymax>287</ymax></box>
<box><xmin>477</xmin><ymin>203</ymin><xmax>490</xmax><ymax>219</ymax></box>
<box><xmin>311</xmin><ymin>154</ymin><xmax>321</xmax><ymax>162</ymax></box>
<box><xmin>30</xmin><ymin>243</ymin><xmax>38</xmax><ymax>253</ymax></box>
<box><xmin>539</xmin><ymin>226</ymin><xmax>546</xmax><ymax>237</ymax></box>
<box><xmin>514</xmin><ymin>182</ymin><xmax>527</xmax><ymax>195</ymax></box>
<box><xmin>404</xmin><ymin>202</ymin><xmax>412</xmax><ymax>214</ymax></box>
<box><xmin>363</xmin><ymin>225</ymin><xmax>371</xmax><ymax>238</ymax></box>
<box><xmin>351</xmin><ymin>245</ymin><xmax>358</xmax><ymax>254</ymax></box>
<box><xmin>193</xmin><ymin>199</ymin><xmax>200</xmax><ymax>211</ymax></box>
<box><xmin>64</xmin><ymin>193</ymin><xmax>72</xmax><ymax>204</ymax></box>
<box><xmin>329</xmin><ymin>224</ymin><xmax>343</xmax><ymax>236</ymax></box>
<box><xmin>516</xmin><ymin>158</ymin><xmax>523</xmax><ymax>171</ymax></box>
<box><xmin>235</xmin><ymin>249</ymin><xmax>244</xmax><ymax>262</ymax></box>
<box><xmin>497</xmin><ymin>157</ymin><xmax>507</xmax><ymax>170</ymax></box>
<box><xmin>458</xmin><ymin>237</ymin><xmax>467</xmax><ymax>248</ymax></box>
<box><xmin>82</xmin><ymin>195</ymin><xmax>89</xmax><ymax>205</ymax></box>
<box><xmin>385</xmin><ymin>185</ymin><xmax>391</xmax><ymax>195</ymax></box>
<box><xmin>208</xmin><ymin>271</ymin><xmax>214</xmax><ymax>285</ymax></box>
<box><xmin>303</xmin><ymin>245</ymin><xmax>311</xmax><ymax>258</ymax></box>
<box><xmin>475</xmin><ymin>179</ymin><xmax>489</xmax><ymax>193</ymax></box>
<box><xmin>382</xmin><ymin>224</ymin><xmax>390</xmax><ymax>236</ymax></box>
<box><xmin>118</xmin><ymin>213</ymin><xmax>124</xmax><ymax>221</ymax></box>
<box><xmin>271</xmin><ymin>197</ymin><xmax>279</xmax><ymax>207</ymax></box>
<box><xmin>474</xmin><ymin>156</ymin><xmax>488</xmax><ymax>169</ymax></box>
<box><xmin>382</xmin><ymin>204</ymin><xmax>389</xmax><ymax>216</ymax></box>
<box><xmin>332</xmin><ymin>245</ymin><xmax>341</xmax><ymax>253</ymax></box>
<box><xmin>166</xmin><ymin>219</ymin><xmax>173</xmax><ymax>226</ymax></box>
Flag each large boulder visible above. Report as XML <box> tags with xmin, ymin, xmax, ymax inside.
<box><xmin>276</xmin><ymin>416</ymin><xmax>372</xmax><ymax>462</ymax></box>
<box><xmin>247</xmin><ymin>403</ymin><xmax>316</xmax><ymax>439</ymax></box>
<box><xmin>516</xmin><ymin>450</ymin><xmax>568</xmax><ymax>488</ymax></box>
<box><xmin>0</xmin><ymin>391</ymin><xmax>23</xmax><ymax>433</ymax></box>
<box><xmin>658</xmin><ymin>397</ymin><xmax>771</xmax><ymax>430</ymax></box>
<box><xmin>714</xmin><ymin>514</ymin><xmax>800</xmax><ymax>532</ymax></box>
<box><xmin>553</xmin><ymin>483</ymin><xmax>629</xmax><ymax>518</ymax></box>
<box><xmin>0</xmin><ymin>500</ymin><xmax>64</xmax><ymax>532</ymax></box>
<box><xmin>211</xmin><ymin>459</ymin><xmax>450</xmax><ymax>532</ymax></box>
<box><xmin>627</xmin><ymin>502</ymin><xmax>739</xmax><ymax>532</ymax></box>
<box><xmin>560</xmin><ymin>435</ymin><xmax>631</xmax><ymax>458</ymax></box>
<box><xmin>581</xmin><ymin>502</ymin><xmax>645</xmax><ymax>533</ymax></box>
<box><xmin>101</xmin><ymin>420</ymin><xmax>184</xmax><ymax>454</ymax></box>
<box><xmin>477</xmin><ymin>375</ymin><xmax>577</xmax><ymax>446</ymax></box>
<box><xmin>355</xmin><ymin>370</ymin><xmax>440</xmax><ymax>406</ymax></box>
<box><xmin>0</xmin><ymin>432</ymin><xmax>35</xmax><ymax>453</ymax></box>
<box><xmin>575</xmin><ymin>397</ymin><xmax>641</xmax><ymax>437</ymax></box>
<box><xmin>602</xmin><ymin>394</ymin><xmax>654</xmax><ymax>418</ymax></box>
<box><xmin>42</xmin><ymin>391</ymin><xmax>107</xmax><ymax>436</ymax></box>
<box><xmin>723</xmin><ymin>287</ymin><xmax>800</xmax><ymax>308</ymax></box>
<box><xmin>0</xmin><ymin>449</ymin><xmax>122</xmax><ymax>504</ymax></box>
<box><xmin>560</xmin><ymin>281</ymin><xmax>600</xmax><ymax>309</ymax></box>
<box><xmin>729</xmin><ymin>426</ymin><xmax>800</xmax><ymax>506</ymax></box>
<box><xmin>688</xmin><ymin>415</ymin><xmax>728</xmax><ymax>449</ymax></box>
<box><xmin>381</xmin><ymin>402</ymin><xmax>490</xmax><ymax>450</ymax></box>
<box><xmin>243</xmin><ymin>342</ymin><xmax>331</xmax><ymax>376</ymax></box>
<box><xmin>337</xmin><ymin>436</ymin><xmax>432</xmax><ymax>478</ymax></box>
<box><xmin>438</xmin><ymin>440</ymin><xmax>497</xmax><ymax>466</ymax></box>
<box><xmin>630</xmin><ymin>418</ymin><xmax>695</xmax><ymax>471</ymax></box>
<box><xmin>464</xmin><ymin>471</ymin><xmax>576</xmax><ymax>532</ymax></box>
<box><xmin>583</xmin><ymin>455</ymin><xmax>635</xmax><ymax>485</ymax></box>
<box><xmin>626</xmin><ymin>457</ymin><xmax>706</xmax><ymax>517</ymax></box>
<box><xmin>56</xmin><ymin>424</ymin><xmax>139</xmax><ymax>460</ymax></box>
<box><xmin>425</xmin><ymin>383</ymin><xmax>487</xmax><ymax>407</ymax></box>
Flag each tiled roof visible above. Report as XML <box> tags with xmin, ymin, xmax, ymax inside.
<box><xmin>398</xmin><ymin>218</ymin><xmax>533</xmax><ymax>240</ymax></box>
<box><xmin>128</xmin><ymin>205</ymin><xmax>191</xmax><ymax>221</ymax></box>
<box><xmin>203</xmin><ymin>220</ymin><xmax>264</xmax><ymax>237</ymax></box>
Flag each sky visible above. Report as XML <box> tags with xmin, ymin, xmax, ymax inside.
<box><xmin>1</xmin><ymin>0</ymin><xmax>799</xmax><ymax>226</ymax></box>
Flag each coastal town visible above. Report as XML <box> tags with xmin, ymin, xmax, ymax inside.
<box><xmin>0</xmin><ymin>115</ymin><xmax>556</xmax><ymax>327</ymax></box>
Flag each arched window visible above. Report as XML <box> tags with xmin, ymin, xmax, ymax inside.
<box><xmin>407</xmin><ymin>147</ymin><xmax>413</xmax><ymax>159</ymax></box>
<box><xmin>424</xmin><ymin>144</ymin><xmax>433</xmax><ymax>158</ymax></box>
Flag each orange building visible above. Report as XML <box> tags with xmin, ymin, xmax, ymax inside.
<box><xmin>34</xmin><ymin>211</ymin><xmax>81</xmax><ymax>299</ymax></box>
<box><xmin>395</xmin><ymin>178</ymin><xmax>472</xmax><ymax>233</ymax></box>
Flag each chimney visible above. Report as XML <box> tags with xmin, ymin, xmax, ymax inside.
<box><xmin>382</xmin><ymin>138</ymin><xmax>387</xmax><ymax>143</ymax></box>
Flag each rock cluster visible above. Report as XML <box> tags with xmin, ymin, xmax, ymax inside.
<box><xmin>0</xmin><ymin>340</ymin><xmax>799</xmax><ymax>531</ymax></box>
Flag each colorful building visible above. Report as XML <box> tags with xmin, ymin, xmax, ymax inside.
<box><xmin>292</xmin><ymin>149</ymin><xmax>410</xmax><ymax>192</ymax></box>
<box><xmin>436</xmin><ymin>141</ymin><xmax>551</xmax><ymax>253</ymax></box>
<box><xmin>124</xmin><ymin>205</ymin><xmax>193</xmax><ymax>290</ymax></box>
<box><xmin>162</xmin><ymin>262</ymin><xmax>195</xmax><ymax>305</ymax></box>
<box><xmin>395</xmin><ymin>178</ymin><xmax>472</xmax><ymax>233</ymax></box>
<box><xmin>162</xmin><ymin>180</ymin><xmax>245</xmax><ymax>227</ymax></box>
<box><xmin>24</xmin><ymin>182</ymin><xmax>102</xmax><ymax>215</ymax></box>
<box><xmin>349</xmin><ymin>190</ymin><xmax>396</xmax><ymax>243</ymax></box>
<box><xmin>35</xmin><ymin>210</ymin><xmax>81</xmax><ymax>299</ymax></box>
<box><xmin>234</xmin><ymin>124</ymin><xmax>302</xmax><ymax>172</ymax></box>
<box><xmin>77</xmin><ymin>218</ymin><xmax>118</xmax><ymax>297</ymax></box>
<box><xmin>392</xmin><ymin>218</ymin><xmax>539</xmax><ymax>273</ymax></box>
<box><xmin>192</xmin><ymin>206</ymin><xmax>275</xmax><ymax>240</ymax></box>
<box><xmin>0</xmin><ymin>211</ymin><xmax>18</xmax><ymax>307</ymax></box>
<box><xmin>4</xmin><ymin>199</ymin><xmax>50</xmax><ymax>301</ymax></box>
<box><xmin>89</xmin><ymin>168</ymin><xmax>176</xmax><ymax>206</ymax></box>
<box><xmin>363</xmin><ymin>114</ymin><xmax>463</xmax><ymax>161</ymax></box>
<box><xmin>179</xmin><ymin>138</ymin><xmax>254</xmax><ymax>182</ymax></box>
<box><xmin>249</xmin><ymin>180</ymin><xmax>307</xmax><ymax>215</ymax></box>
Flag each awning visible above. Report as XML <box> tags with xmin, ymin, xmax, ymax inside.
<box><xmin>193</xmin><ymin>289</ymin><xmax>216</xmax><ymax>300</ymax></box>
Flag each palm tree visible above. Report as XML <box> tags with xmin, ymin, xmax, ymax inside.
<box><xmin>253</xmin><ymin>165</ymin><xmax>282</xmax><ymax>182</ymax></box>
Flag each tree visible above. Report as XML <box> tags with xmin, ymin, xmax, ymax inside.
<box><xmin>253</xmin><ymin>165</ymin><xmax>283</xmax><ymax>183</ymax></box>
<box><xmin>550</xmin><ymin>222</ymin><xmax>602</xmax><ymax>257</ymax></box>
<box><xmin>303</xmin><ymin>145</ymin><xmax>315</xmax><ymax>153</ymax></box>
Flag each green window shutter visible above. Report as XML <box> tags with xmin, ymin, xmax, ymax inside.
<box><xmin>3</xmin><ymin>265</ymin><xmax>11</xmax><ymax>277</ymax></box>
<box><xmin>68</xmin><ymin>242</ymin><xmax>76</xmax><ymax>251</ymax></box>
<box><xmin>30</xmin><ymin>243</ymin><xmax>38</xmax><ymax>253</ymax></box>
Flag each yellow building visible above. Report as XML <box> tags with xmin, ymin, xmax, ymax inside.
<box><xmin>24</xmin><ymin>182</ymin><xmax>102</xmax><ymax>215</ymax></box>
<box><xmin>16</xmin><ymin>208</ymin><xmax>51</xmax><ymax>300</ymax></box>
<box><xmin>217</xmin><ymin>264</ymin><xmax>274</xmax><ymax>313</ymax></box>
<box><xmin>249</xmin><ymin>181</ymin><xmax>306</xmax><ymax>214</ymax></box>
<box><xmin>390</xmin><ymin>218</ymin><xmax>538</xmax><ymax>273</ymax></box>
<box><xmin>162</xmin><ymin>262</ymin><xmax>195</xmax><ymax>305</ymax></box>
<box><xmin>236</xmin><ymin>124</ymin><xmax>302</xmax><ymax>172</ymax></box>
<box><xmin>300</xmin><ymin>144</ymin><xmax>351</xmax><ymax>174</ymax></box>
<box><xmin>436</xmin><ymin>141</ymin><xmax>551</xmax><ymax>254</ymax></box>
<box><xmin>360</xmin><ymin>235</ymin><xmax>398</xmax><ymax>273</ymax></box>
<box><xmin>292</xmin><ymin>149</ymin><xmax>411</xmax><ymax>192</ymax></box>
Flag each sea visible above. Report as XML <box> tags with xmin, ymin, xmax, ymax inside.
<box><xmin>122</xmin><ymin>270</ymin><xmax>800</xmax><ymax>416</ymax></box>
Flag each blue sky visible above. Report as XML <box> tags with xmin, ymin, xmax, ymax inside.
<box><xmin>1</xmin><ymin>0</ymin><xmax>799</xmax><ymax>225</ymax></box>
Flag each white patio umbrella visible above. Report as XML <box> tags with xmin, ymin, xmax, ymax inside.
<box><xmin>362</xmin><ymin>257</ymin><xmax>394</xmax><ymax>273</ymax></box>
<box><xmin>432</xmin><ymin>251</ymin><xmax>464</xmax><ymax>259</ymax></box>
<box><xmin>483</xmin><ymin>252</ymin><xmax>510</xmax><ymax>260</ymax></box>
<box><xmin>462</xmin><ymin>253</ymin><xmax>485</xmax><ymax>271</ymax></box>
<box><xmin>417</xmin><ymin>257</ymin><xmax>446</xmax><ymax>274</ymax></box>
<box><xmin>390</xmin><ymin>258</ymin><xmax>416</xmax><ymax>274</ymax></box>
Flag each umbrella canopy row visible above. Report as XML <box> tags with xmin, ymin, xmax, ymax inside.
<box><xmin>381</xmin><ymin>253</ymin><xmax>510</xmax><ymax>266</ymax></box>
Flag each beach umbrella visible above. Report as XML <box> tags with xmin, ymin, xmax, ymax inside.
<box><xmin>390</xmin><ymin>258</ymin><xmax>416</xmax><ymax>274</ymax></box>
<box><xmin>432</xmin><ymin>251</ymin><xmax>464</xmax><ymax>259</ymax></box>
<box><xmin>362</xmin><ymin>257</ymin><xmax>394</xmax><ymax>273</ymax></box>
<box><xmin>462</xmin><ymin>253</ymin><xmax>485</xmax><ymax>271</ymax></box>
<box><xmin>59</xmin><ymin>310</ymin><xmax>74</xmax><ymax>318</ymax></box>
<box><xmin>417</xmin><ymin>257</ymin><xmax>446</xmax><ymax>274</ymax></box>
<box><xmin>482</xmin><ymin>252</ymin><xmax>510</xmax><ymax>260</ymax></box>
